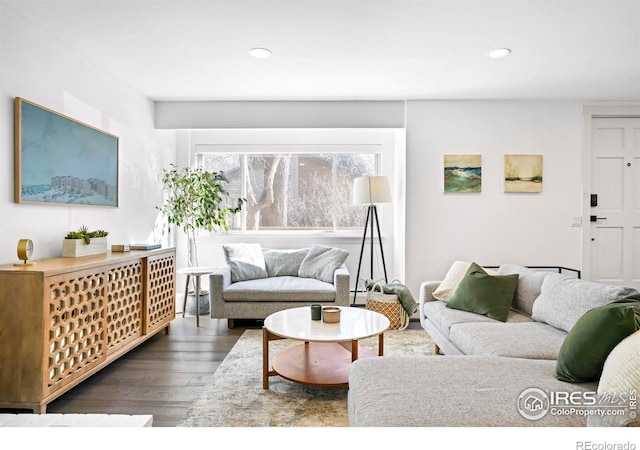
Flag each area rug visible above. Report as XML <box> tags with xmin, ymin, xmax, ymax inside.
<box><xmin>177</xmin><ymin>328</ymin><xmax>434</xmax><ymax>427</ymax></box>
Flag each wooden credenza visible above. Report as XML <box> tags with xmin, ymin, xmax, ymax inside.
<box><xmin>0</xmin><ymin>248</ymin><xmax>176</xmax><ymax>413</ymax></box>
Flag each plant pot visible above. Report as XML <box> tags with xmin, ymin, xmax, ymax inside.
<box><xmin>62</xmin><ymin>237</ymin><xmax>108</xmax><ymax>257</ymax></box>
<box><xmin>186</xmin><ymin>290</ymin><xmax>210</xmax><ymax>315</ymax></box>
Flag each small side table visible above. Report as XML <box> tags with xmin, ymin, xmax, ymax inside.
<box><xmin>177</xmin><ymin>267</ymin><xmax>218</xmax><ymax>327</ymax></box>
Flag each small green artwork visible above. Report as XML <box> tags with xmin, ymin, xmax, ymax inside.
<box><xmin>504</xmin><ymin>154</ymin><xmax>543</xmax><ymax>193</ymax></box>
<box><xmin>444</xmin><ymin>154</ymin><xmax>482</xmax><ymax>193</ymax></box>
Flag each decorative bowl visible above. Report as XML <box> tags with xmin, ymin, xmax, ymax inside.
<box><xmin>322</xmin><ymin>306</ymin><xmax>341</xmax><ymax>323</ymax></box>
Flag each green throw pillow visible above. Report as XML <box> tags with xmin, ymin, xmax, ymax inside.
<box><xmin>445</xmin><ymin>262</ymin><xmax>518</xmax><ymax>322</ymax></box>
<box><xmin>556</xmin><ymin>301</ymin><xmax>640</xmax><ymax>383</ymax></box>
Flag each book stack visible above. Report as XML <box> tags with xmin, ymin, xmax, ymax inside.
<box><xmin>130</xmin><ymin>243</ymin><xmax>162</xmax><ymax>251</ymax></box>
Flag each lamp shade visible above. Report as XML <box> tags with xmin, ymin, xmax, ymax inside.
<box><xmin>353</xmin><ymin>176</ymin><xmax>391</xmax><ymax>205</ymax></box>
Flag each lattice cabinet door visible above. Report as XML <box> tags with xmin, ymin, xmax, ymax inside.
<box><xmin>44</xmin><ymin>268</ymin><xmax>107</xmax><ymax>398</ymax></box>
<box><xmin>106</xmin><ymin>260</ymin><xmax>144</xmax><ymax>356</ymax></box>
<box><xmin>145</xmin><ymin>251</ymin><xmax>176</xmax><ymax>334</ymax></box>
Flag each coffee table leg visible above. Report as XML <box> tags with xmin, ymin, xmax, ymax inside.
<box><xmin>351</xmin><ymin>340</ymin><xmax>359</xmax><ymax>362</ymax></box>
<box><xmin>262</xmin><ymin>329</ymin><xmax>286</xmax><ymax>389</ymax></box>
<box><xmin>348</xmin><ymin>333</ymin><xmax>384</xmax><ymax>361</ymax></box>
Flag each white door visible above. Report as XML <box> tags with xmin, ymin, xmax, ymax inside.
<box><xmin>589</xmin><ymin>117</ymin><xmax>640</xmax><ymax>289</ymax></box>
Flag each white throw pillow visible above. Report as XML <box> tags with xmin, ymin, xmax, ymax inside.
<box><xmin>223</xmin><ymin>243</ymin><xmax>268</xmax><ymax>282</ymax></box>
<box><xmin>588</xmin><ymin>330</ymin><xmax>640</xmax><ymax>427</ymax></box>
<box><xmin>432</xmin><ymin>261</ymin><xmax>471</xmax><ymax>302</ymax></box>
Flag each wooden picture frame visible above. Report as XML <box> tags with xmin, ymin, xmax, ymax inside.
<box><xmin>14</xmin><ymin>97</ymin><xmax>119</xmax><ymax>207</ymax></box>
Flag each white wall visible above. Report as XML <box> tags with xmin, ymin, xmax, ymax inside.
<box><xmin>0</xmin><ymin>4</ymin><xmax>176</xmax><ymax>264</ymax></box>
<box><xmin>404</xmin><ymin>101</ymin><xmax>585</xmax><ymax>295</ymax></box>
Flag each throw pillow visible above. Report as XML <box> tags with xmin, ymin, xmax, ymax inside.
<box><xmin>555</xmin><ymin>301</ymin><xmax>640</xmax><ymax>383</ymax></box>
<box><xmin>222</xmin><ymin>243</ymin><xmax>268</xmax><ymax>282</ymax></box>
<box><xmin>445</xmin><ymin>262</ymin><xmax>519</xmax><ymax>322</ymax></box>
<box><xmin>532</xmin><ymin>275</ymin><xmax>638</xmax><ymax>333</ymax></box>
<box><xmin>498</xmin><ymin>263</ymin><xmax>550</xmax><ymax>316</ymax></box>
<box><xmin>263</xmin><ymin>248</ymin><xmax>310</xmax><ymax>277</ymax></box>
<box><xmin>432</xmin><ymin>261</ymin><xmax>471</xmax><ymax>302</ymax></box>
<box><xmin>298</xmin><ymin>244</ymin><xmax>349</xmax><ymax>283</ymax></box>
<box><xmin>588</xmin><ymin>330</ymin><xmax>640</xmax><ymax>427</ymax></box>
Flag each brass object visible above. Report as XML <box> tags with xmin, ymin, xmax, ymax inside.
<box><xmin>322</xmin><ymin>306</ymin><xmax>341</xmax><ymax>323</ymax></box>
<box><xmin>15</xmin><ymin>239</ymin><xmax>36</xmax><ymax>266</ymax></box>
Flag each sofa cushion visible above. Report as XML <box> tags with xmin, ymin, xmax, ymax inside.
<box><xmin>532</xmin><ymin>274</ymin><xmax>638</xmax><ymax>332</ymax></box>
<box><xmin>423</xmin><ymin>301</ymin><xmax>496</xmax><ymax>339</ymax></box>
<box><xmin>498</xmin><ymin>263</ymin><xmax>550</xmax><ymax>316</ymax></box>
<box><xmin>298</xmin><ymin>244</ymin><xmax>349</xmax><ymax>283</ymax></box>
<box><xmin>263</xmin><ymin>248</ymin><xmax>309</xmax><ymax>277</ymax></box>
<box><xmin>223</xmin><ymin>276</ymin><xmax>336</xmax><ymax>302</ymax></box>
<box><xmin>556</xmin><ymin>301</ymin><xmax>640</xmax><ymax>383</ymax></box>
<box><xmin>446</xmin><ymin>262</ymin><xmax>519</xmax><ymax>322</ymax></box>
<box><xmin>223</xmin><ymin>243</ymin><xmax>268</xmax><ymax>282</ymax></box>
<box><xmin>423</xmin><ymin>300</ymin><xmax>530</xmax><ymax>339</ymax></box>
<box><xmin>588</xmin><ymin>330</ymin><xmax>640</xmax><ymax>427</ymax></box>
<box><xmin>449</xmin><ymin>322</ymin><xmax>567</xmax><ymax>360</ymax></box>
<box><xmin>348</xmin><ymin>356</ymin><xmax>597</xmax><ymax>427</ymax></box>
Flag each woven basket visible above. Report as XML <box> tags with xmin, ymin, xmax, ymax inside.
<box><xmin>365</xmin><ymin>283</ymin><xmax>409</xmax><ymax>330</ymax></box>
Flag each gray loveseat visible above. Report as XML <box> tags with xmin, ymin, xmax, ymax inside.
<box><xmin>210</xmin><ymin>243</ymin><xmax>350</xmax><ymax>328</ymax></box>
<box><xmin>348</xmin><ymin>262</ymin><xmax>640</xmax><ymax>427</ymax></box>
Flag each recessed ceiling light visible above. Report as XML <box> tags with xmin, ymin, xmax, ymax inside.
<box><xmin>249</xmin><ymin>48</ymin><xmax>272</xmax><ymax>59</ymax></box>
<box><xmin>487</xmin><ymin>48</ymin><xmax>511</xmax><ymax>59</ymax></box>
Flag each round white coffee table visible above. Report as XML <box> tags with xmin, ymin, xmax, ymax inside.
<box><xmin>262</xmin><ymin>306</ymin><xmax>390</xmax><ymax>389</ymax></box>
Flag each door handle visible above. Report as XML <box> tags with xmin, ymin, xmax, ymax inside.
<box><xmin>590</xmin><ymin>215</ymin><xmax>607</xmax><ymax>222</ymax></box>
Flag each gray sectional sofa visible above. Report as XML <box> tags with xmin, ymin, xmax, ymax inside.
<box><xmin>210</xmin><ymin>244</ymin><xmax>350</xmax><ymax>327</ymax></box>
<box><xmin>348</xmin><ymin>262</ymin><xmax>640</xmax><ymax>427</ymax></box>
<box><xmin>420</xmin><ymin>263</ymin><xmax>588</xmax><ymax>359</ymax></box>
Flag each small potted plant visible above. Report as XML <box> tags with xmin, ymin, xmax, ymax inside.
<box><xmin>62</xmin><ymin>225</ymin><xmax>109</xmax><ymax>257</ymax></box>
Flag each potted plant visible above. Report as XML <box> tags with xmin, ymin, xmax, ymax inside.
<box><xmin>62</xmin><ymin>225</ymin><xmax>109</xmax><ymax>257</ymax></box>
<box><xmin>157</xmin><ymin>164</ymin><xmax>244</xmax><ymax>267</ymax></box>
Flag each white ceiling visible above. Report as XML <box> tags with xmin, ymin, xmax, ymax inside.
<box><xmin>7</xmin><ymin>0</ymin><xmax>640</xmax><ymax>101</ymax></box>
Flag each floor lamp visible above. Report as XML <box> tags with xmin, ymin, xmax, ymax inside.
<box><xmin>352</xmin><ymin>176</ymin><xmax>391</xmax><ymax>305</ymax></box>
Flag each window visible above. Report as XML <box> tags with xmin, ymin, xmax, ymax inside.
<box><xmin>199</xmin><ymin>152</ymin><xmax>379</xmax><ymax>231</ymax></box>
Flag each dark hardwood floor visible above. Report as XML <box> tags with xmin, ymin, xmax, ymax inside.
<box><xmin>45</xmin><ymin>315</ymin><xmax>249</xmax><ymax>427</ymax></box>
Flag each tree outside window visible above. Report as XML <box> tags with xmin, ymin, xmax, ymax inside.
<box><xmin>200</xmin><ymin>152</ymin><xmax>378</xmax><ymax>231</ymax></box>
